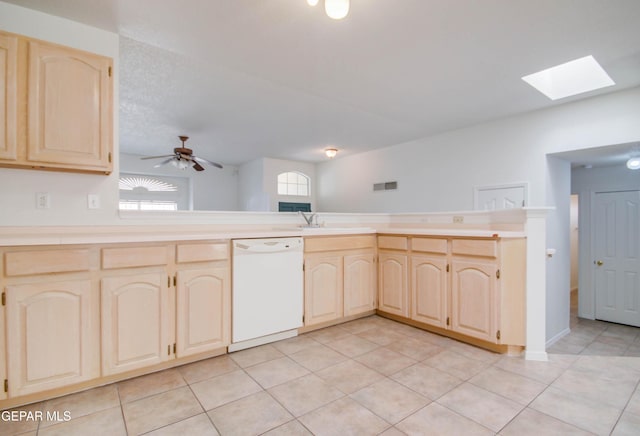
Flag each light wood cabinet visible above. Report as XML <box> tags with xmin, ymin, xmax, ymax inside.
<box><xmin>0</xmin><ymin>240</ymin><xmax>231</xmax><ymax>407</ymax></box>
<box><xmin>304</xmin><ymin>255</ymin><xmax>344</xmax><ymax>326</ymax></box>
<box><xmin>101</xmin><ymin>273</ymin><xmax>171</xmax><ymax>375</ymax></box>
<box><xmin>377</xmin><ymin>235</ymin><xmax>525</xmax><ymax>353</ymax></box>
<box><xmin>303</xmin><ymin>235</ymin><xmax>376</xmax><ymax>328</ymax></box>
<box><xmin>378</xmin><ymin>252</ymin><xmax>409</xmax><ymax>317</ymax></box>
<box><xmin>176</xmin><ymin>266</ymin><xmax>230</xmax><ymax>358</ymax></box>
<box><xmin>411</xmin><ymin>254</ymin><xmax>448</xmax><ymax>328</ymax></box>
<box><xmin>5</xmin><ymin>280</ymin><xmax>100</xmax><ymax>397</ymax></box>
<box><xmin>0</xmin><ymin>30</ymin><xmax>113</xmax><ymax>174</ymax></box>
<box><xmin>450</xmin><ymin>258</ymin><xmax>497</xmax><ymax>342</ymax></box>
<box><xmin>0</xmin><ymin>32</ymin><xmax>18</xmax><ymax>162</ymax></box>
<box><xmin>344</xmin><ymin>253</ymin><xmax>376</xmax><ymax>316</ymax></box>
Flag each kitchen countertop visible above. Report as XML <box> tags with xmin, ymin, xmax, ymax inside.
<box><xmin>0</xmin><ymin>224</ymin><xmax>526</xmax><ymax>246</ymax></box>
<box><xmin>377</xmin><ymin>228</ymin><xmax>526</xmax><ymax>238</ymax></box>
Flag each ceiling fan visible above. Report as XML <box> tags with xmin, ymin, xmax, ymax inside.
<box><xmin>140</xmin><ymin>136</ymin><xmax>223</xmax><ymax>171</ymax></box>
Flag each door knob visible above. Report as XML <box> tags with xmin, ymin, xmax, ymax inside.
<box><xmin>595</xmin><ymin>260</ymin><xmax>604</xmax><ymax>266</ymax></box>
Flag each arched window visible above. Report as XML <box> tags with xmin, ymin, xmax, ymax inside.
<box><xmin>277</xmin><ymin>171</ymin><xmax>310</xmax><ymax>196</ymax></box>
<box><xmin>118</xmin><ymin>174</ymin><xmax>188</xmax><ymax>210</ymax></box>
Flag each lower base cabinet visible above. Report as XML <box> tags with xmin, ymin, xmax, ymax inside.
<box><xmin>378</xmin><ymin>252</ymin><xmax>408</xmax><ymax>317</ymax></box>
<box><xmin>450</xmin><ymin>258</ymin><xmax>497</xmax><ymax>343</ymax></box>
<box><xmin>176</xmin><ymin>266</ymin><xmax>230</xmax><ymax>358</ymax></box>
<box><xmin>303</xmin><ymin>236</ymin><xmax>377</xmax><ymax>328</ymax></box>
<box><xmin>304</xmin><ymin>255</ymin><xmax>344</xmax><ymax>326</ymax></box>
<box><xmin>411</xmin><ymin>254</ymin><xmax>448</xmax><ymax>329</ymax></box>
<box><xmin>344</xmin><ymin>253</ymin><xmax>376</xmax><ymax>316</ymax></box>
<box><xmin>378</xmin><ymin>236</ymin><xmax>525</xmax><ymax>352</ymax></box>
<box><xmin>101</xmin><ymin>273</ymin><xmax>171</xmax><ymax>376</ymax></box>
<box><xmin>5</xmin><ymin>280</ymin><xmax>100</xmax><ymax>397</ymax></box>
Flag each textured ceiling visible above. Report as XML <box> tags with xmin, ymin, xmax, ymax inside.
<box><xmin>7</xmin><ymin>0</ymin><xmax>640</xmax><ymax>166</ymax></box>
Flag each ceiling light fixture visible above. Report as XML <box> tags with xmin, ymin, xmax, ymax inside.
<box><xmin>627</xmin><ymin>157</ymin><xmax>640</xmax><ymax>170</ymax></box>
<box><xmin>325</xmin><ymin>148</ymin><xmax>338</xmax><ymax>158</ymax></box>
<box><xmin>521</xmin><ymin>55</ymin><xmax>614</xmax><ymax>100</ymax></box>
<box><xmin>307</xmin><ymin>0</ymin><xmax>350</xmax><ymax>20</ymax></box>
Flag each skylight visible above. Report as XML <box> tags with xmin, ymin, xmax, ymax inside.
<box><xmin>522</xmin><ymin>55</ymin><xmax>614</xmax><ymax>100</ymax></box>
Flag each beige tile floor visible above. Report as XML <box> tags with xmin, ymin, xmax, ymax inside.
<box><xmin>2</xmin><ymin>307</ymin><xmax>640</xmax><ymax>435</ymax></box>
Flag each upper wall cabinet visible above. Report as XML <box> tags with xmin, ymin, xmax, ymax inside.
<box><xmin>0</xmin><ymin>32</ymin><xmax>18</xmax><ymax>161</ymax></box>
<box><xmin>0</xmin><ymin>30</ymin><xmax>113</xmax><ymax>174</ymax></box>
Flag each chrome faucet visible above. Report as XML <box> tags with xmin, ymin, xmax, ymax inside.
<box><xmin>299</xmin><ymin>211</ymin><xmax>318</xmax><ymax>227</ymax></box>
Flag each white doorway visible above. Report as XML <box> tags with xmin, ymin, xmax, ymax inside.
<box><xmin>594</xmin><ymin>190</ymin><xmax>640</xmax><ymax>327</ymax></box>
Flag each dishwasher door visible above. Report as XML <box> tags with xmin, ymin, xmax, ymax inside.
<box><xmin>232</xmin><ymin>237</ymin><xmax>303</xmax><ymax>344</ymax></box>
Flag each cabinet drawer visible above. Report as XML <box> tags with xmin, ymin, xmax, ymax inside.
<box><xmin>176</xmin><ymin>242</ymin><xmax>229</xmax><ymax>263</ymax></box>
<box><xmin>102</xmin><ymin>246</ymin><xmax>169</xmax><ymax>269</ymax></box>
<box><xmin>377</xmin><ymin>236</ymin><xmax>408</xmax><ymax>251</ymax></box>
<box><xmin>451</xmin><ymin>239</ymin><xmax>497</xmax><ymax>258</ymax></box>
<box><xmin>411</xmin><ymin>238</ymin><xmax>447</xmax><ymax>254</ymax></box>
<box><xmin>304</xmin><ymin>235</ymin><xmax>375</xmax><ymax>253</ymax></box>
<box><xmin>4</xmin><ymin>249</ymin><xmax>90</xmax><ymax>276</ymax></box>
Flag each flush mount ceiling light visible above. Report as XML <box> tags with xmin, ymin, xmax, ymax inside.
<box><xmin>627</xmin><ymin>157</ymin><xmax>640</xmax><ymax>170</ymax></box>
<box><xmin>325</xmin><ymin>148</ymin><xmax>338</xmax><ymax>158</ymax></box>
<box><xmin>522</xmin><ymin>55</ymin><xmax>614</xmax><ymax>100</ymax></box>
<box><xmin>307</xmin><ymin>0</ymin><xmax>350</xmax><ymax>20</ymax></box>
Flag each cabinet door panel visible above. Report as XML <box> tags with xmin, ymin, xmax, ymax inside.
<box><xmin>6</xmin><ymin>280</ymin><xmax>99</xmax><ymax>397</ymax></box>
<box><xmin>451</xmin><ymin>259</ymin><xmax>497</xmax><ymax>342</ymax></box>
<box><xmin>176</xmin><ymin>267</ymin><xmax>230</xmax><ymax>358</ymax></box>
<box><xmin>101</xmin><ymin>273</ymin><xmax>169</xmax><ymax>375</ymax></box>
<box><xmin>28</xmin><ymin>40</ymin><xmax>112</xmax><ymax>171</ymax></box>
<box><xmin>0</xmin><ymin>32</ymin><xmax>18</xmax><ymax>161</ymax></box>
<box><xmin>411</xmin><ymin>254</ymin><xmax>448</xmax><ymax>328</ymax></box>
<box><xmin>304</xmin><ymin>255</ymin><xmax>343</xmax><ymax>325</ymax></box>
<box><xmin>344</xmin><ymin>253</ymin><xmax>376</xmax><ymax>316</ymax></box>
<box><xmin>378</xmin><ymin>253</ymin><xmax>408</xmax><ymax>317</ymax></box>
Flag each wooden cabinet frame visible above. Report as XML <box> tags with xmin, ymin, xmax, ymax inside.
<box><xmin>377</xmin><ymin>235</ymin><xmax>525</xmax><ymax>354</ymax></box>
<box><xmin>0</xmin><ymin>29</ymin><xmax>113</xmax><ymax>174</ymax></box>
<box><xmin>0</xmin><ymin>240</ymin><xmax>230</xmax><ymax>408</ymax></box>
<box><xmin>302</xmin><ymin>235</ymin><xmax>377</xmax><ymax>330</ymax></box>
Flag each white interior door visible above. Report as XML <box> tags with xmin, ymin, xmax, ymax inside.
<box><xmin>474</xmin><ymin>184</ymin><xmax>526</xmax><ymax>210</ymax></box>
<box><xmin>594</xmin><ymin>190</ymin><xmax>640</xmax><ymax>327</ymax></box>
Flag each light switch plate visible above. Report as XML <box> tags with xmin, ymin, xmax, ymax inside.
<box><xmin>87</xmin><ymin>194</ymin><xmax>100</xmax><ymax>209</ymax></box>
<box><xmin>36</xmin><ymin>192</ymin><xmax>50</xmax><ymax>209</ymax></box>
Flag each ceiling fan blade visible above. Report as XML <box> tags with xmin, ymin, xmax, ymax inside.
<box><xmin>192</xmin><ymin>161</ymin><xmax>205</xmax><ymax>171</ymax></box>
<box><xmin>153</xmin><ymin>157</ymin><xmax>175</xmax><ymax>168</ymax></box>
<box><xmin>141</xmin><ymin>154</ymin><xmax>175</xmax><ymax>160</ymax></box>
<box><xmin>193</xmin><ymin>156</ymin><xmax>223</xmax><ymax>169</ymax></box>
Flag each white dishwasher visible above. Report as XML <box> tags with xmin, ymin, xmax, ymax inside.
<box><xmin>229</xmin><ymin>237</ymin><xmax>303</xmax><ymax>352</ymax></box>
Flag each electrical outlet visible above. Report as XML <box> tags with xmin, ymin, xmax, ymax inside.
<box><xmin>87</xmin><ymin>194</ymin><xmax>100</xmax><ymax>209</ymax></box>
<box><xmin>453</xmin><ymin>215</ymin><xmax>464</xmax><ymax>224</ymax></box>
<box><xmin>36</xmin><ymin>192</ymin><xmax>50</xmax><ymax>209</ymax></box>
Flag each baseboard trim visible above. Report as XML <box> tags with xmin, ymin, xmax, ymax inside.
<box><xmin>546</xmin><ymin>327</ymin><xmax>570</xmax><ymax>348</ymax></box>
<box><xmin>228</xmin><ymin>329</ymin><xmax>298</xmax><ymax>352</ymax></box>
<box><xmin>525</xmin><ymin>350</ymin><xmax>549</xmax><ymax>361</ymax></box>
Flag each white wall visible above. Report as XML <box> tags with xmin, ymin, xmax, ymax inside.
<box><xmin>238</xmin><ymin>157</ymin><xmax>316</xmax><ymax>212</ymax></box>
<box><xmin>545</xmin><ymin>156</ymin><xmax>571</xmax><ymax>344</ymax></box>
<box><xmin>238</xmin><ymin>158</ymin><xmax>267</xmax><ymax>211</ymax></box>
<box><xmin>263</xmin><ymin>158</ymin><xmax>316</xmax><ymax>212</ymax></box>
<box><xmin>120</xmin><ymin>153</ymin><xmax>239</xmax><ymax>211</ymax></box>
<box><xmin>0</xmin><ymin>1</ymin><xmax>120</xmax><ymax>226</ymax></box>
<box><xmin>317</xmin><ymin>86</ymin><xmax>640</xmax><ymax>342</ymax></box>
<box><xmin>571</xmin><ymin>164</ymin><xmax>640</xmax><ymax>319</ymax></box>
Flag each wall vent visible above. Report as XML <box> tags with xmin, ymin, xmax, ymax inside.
<box><xmin>373</xmin><ymin>181</ymin><xmax>398</xmax><ymax>191</ymax></box>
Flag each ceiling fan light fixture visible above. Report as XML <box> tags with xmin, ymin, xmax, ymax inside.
<box><xmin>171</xmin><ymin>159</ymin><xmax>189</xmax><ymax>170</ymax></box>
<box><xmin>325</xmin><ymin>0</ymin><xmax>349</xmax><ymax>19</ymax></box>
<box><xmin>325</xmin><ymin>148</ymin><xmax>338</xmax><ymax>158</ymax></box>
<box><xmin>627</xmin><ymin>157</ymin><xmax>640</xmax><ymax>170</ymax></box>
